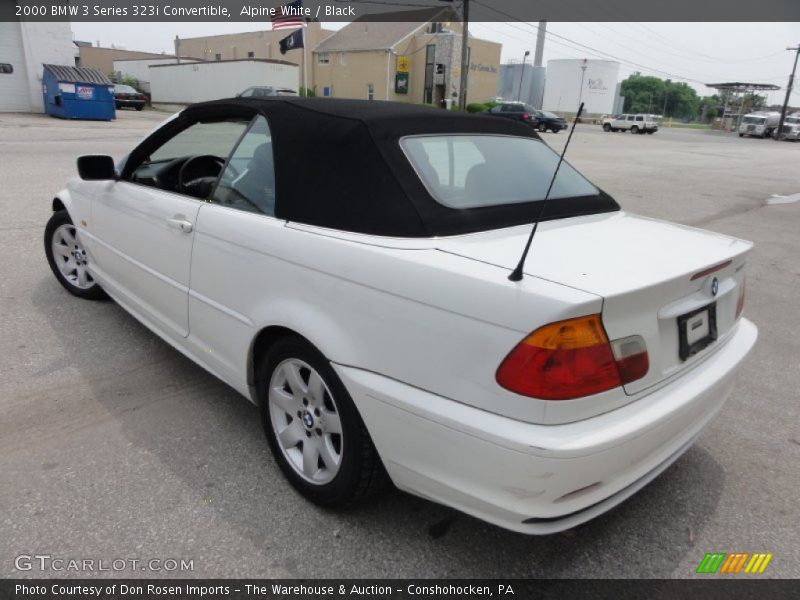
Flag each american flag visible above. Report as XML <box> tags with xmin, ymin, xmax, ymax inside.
<box><xmin>271</xmin><ymin>0</ymin><xmax>306</xmax><ymax>30</ymax></box>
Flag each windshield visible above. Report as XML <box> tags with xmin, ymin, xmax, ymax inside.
<box><xmin>742</xmin><ymin>116</ymin><xmax>766</xmax><ymax>125</ymax></box>
<box><xmin>402</xmin><ymin>135</ymin><xmax>599</xmax><ymax>210</ymax></box>
<box><xmin>785</xmin><ymin>117</ymin><xmax>800</xmax><ymax>125</ymax></box>
<box><xmin>115</xmin><ymin>85</ymin><xmax>137</xmax><ymax>94</ymax></box>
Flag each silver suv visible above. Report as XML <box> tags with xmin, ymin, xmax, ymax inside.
<box><xmin>604</xmin><ymin>113</ymin><xmax>659</xmax><ymax>134</ymax></box>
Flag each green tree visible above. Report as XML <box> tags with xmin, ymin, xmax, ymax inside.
<box><xmin>620</xmin><ymin>75</ymin><xmax>701</xmax><ymax>120</ymax></box>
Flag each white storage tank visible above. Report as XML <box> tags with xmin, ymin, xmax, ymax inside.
<box><xmin>542</xmin><ymin>59</ymin><xmax>620</xmax><ymax>116</ymax></box>
<box><xmin>149</xmin><ymin>59</ymin><xmax>299</xmax><ymax>104</ymax></box>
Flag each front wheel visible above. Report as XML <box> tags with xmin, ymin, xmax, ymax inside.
<box><xmin>739</xmin><ymin>133</ymin><xmax>745</xmax><ymax>137</ymax></box>
<box><xmin>258</xmin><ymin>337</ymin><xmax>388</xmax><ymax>507</ymax></box>
<box><xmin>44</xmin><ymin>210</ymin><xmax>107</xmax><ymax>300</ymax></box>
<box><xmin>135</xmin><ymin>105</ymin><xmax>144</xmax><ymax>111</ymax></box>
<box><xmin>550</xmin><ymin>127</ymin><xmax>560</xmax><ymax>133</ymax></box>
<box><xmin>631</xmin><ymin>125</ymin><xmax>640</xmax><ymax>134</ymax></box>
<box><xmin>603</xmin><ymin>123</ymin><xmax>611</xmax><ymax>132</ymax></box>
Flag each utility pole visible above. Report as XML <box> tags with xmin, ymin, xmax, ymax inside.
<box><xmin>458</xmin><ymin>0</ymin><xmax>470</xmax><ymax>111</ymax></box>
<box><xmin>577</xmin><ymin>58</ymin><xmax>587</xmax><ymax>110</ymax></box>
<box><xmin>517</xmin><ymin>50</ymin><xmax>530</xmax><ymax>102</ymax></box>
<box><xmin>776</xmin><ymin>44</ymin><xmax>800</xmax><ymax>141</ymax></box>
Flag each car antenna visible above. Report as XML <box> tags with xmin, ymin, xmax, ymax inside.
<box><xmin>508</xmin><ymin>102</ymin><xmax>585</xmax><ymax>282</ymax></box>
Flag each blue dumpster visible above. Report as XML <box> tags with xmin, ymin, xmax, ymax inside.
<box><xmin>42</xmin><ymin>64</ymin><xmax>116</xmax><ymax>121</ymax></box>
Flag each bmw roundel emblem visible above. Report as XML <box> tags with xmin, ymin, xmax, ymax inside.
<box><xmin>303</xmin><ymin>412</ymin><xmax>314</xmax><ymax>428</ymax></box>
<box><xmin>711</xmin><ymin>277</ymin><xmax>719</xmax><ymax>297</ymax></box>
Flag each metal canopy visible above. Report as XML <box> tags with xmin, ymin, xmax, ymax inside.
<box><xmin>706</xmin><ymin>82</ymin><xmax>781</xmax><ymax>92</ymax></box>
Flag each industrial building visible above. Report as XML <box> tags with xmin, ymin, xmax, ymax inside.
<box><xmin>74</xmin><ymin>44</ymin><xmax>174</xmax><ymax>74</ymax></box>
<box><xmin>542</xmin><ymin>58</ymin><xmax>621</xmax><ymax>117</ymax></box>
<box><xmin>312</xmin><ymin>8</ymin><xmax>501</xmax><ymax>105</ymax></box>
<box><xmin>497</xmin><ymin>62</ymin><xmax>545</xmax><ymax>107</ymax></box>
<box><xmin>0</xmin><ymin>22</ymin><xmax>74</xmax><ymax>112</ymax></box>
<box><xmin>148</xmin><ymin>59</ymin><xmax>299</xmax><ymax>105</ymax></box>
<box><xmin>112</xmin><ymin>57</ymin><xmax>201</xmax><ymax>94</ymax></box>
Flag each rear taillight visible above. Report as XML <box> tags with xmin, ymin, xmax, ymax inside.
<box><xmin>736</xmin><ymin>277</ymin><xmax>746</xmax><ymax>319</ymax></box>
<box><xmin>138</xmin><ymin>94</ymin><xmax>146</xmax><ymax>100</ymax></box>
<box><xmin>522</xmin><ymin>112</ymin><xmax>530</xmax><ymax>120</ymax></box>
<box><xmin>496</xmin><ymin>314</ymin><xmax>648</xmax><ymax>400</ymax></box>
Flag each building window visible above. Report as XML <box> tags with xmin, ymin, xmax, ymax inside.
<box><xmin>340</xmin><ymin>52</ymin><xmax>347</xmax><ymax>66</ymax></box>
<box><xmin>247</xmin><ymin>51</ymin><xmax>255</xmax><ymax>59</ymax></box>
<box><xmin>429</xmin><ymin>22</ymin><xmax>443</xmax><ymax>34</ymax></box>
<box><xmin>423</xmin><ymin>44</ymin><xmax>436</xmax><ymax>104</ymax></box>
<box><xmin>215</xmin><ymin>53</ymin><xmax>222</xmax><ymax>61</ymax></box>
<box><xmin>323</xmin><ymin>86</ymin><xmax>331</xmax><ymax>97</ymax></box>
<box><xmin>367</xmin><ymin>83</ymin><xmax>374</xmax><ymax>101</ymax></box>
<box><xmin>0</xmin><ymin>63</ymin><xmax>13</xmax><ymax>74</ymax></box>
<box><xmin>317</xmin><ymin>53</ymin><xmax>330</xmax><ymax>65</ymax></box>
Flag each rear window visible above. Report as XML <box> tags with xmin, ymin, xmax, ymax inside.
<box><xmin>115</xmin><ymin>85</ymin><xmax>137</xmax><ymax>94</ymax></box>
<box><xmin>401</xmin><ymin>135</ymin><xmax>599</xmax><ymax>209</ymax></box>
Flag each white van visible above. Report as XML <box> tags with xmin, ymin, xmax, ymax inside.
<box><xmin>738</xmin><ymin>112</ymin><xmax>780</xmax><ymax>138</ymax></box>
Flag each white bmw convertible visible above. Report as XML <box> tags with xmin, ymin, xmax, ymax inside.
<box><xmin>45</xmin><ymin>98</ymin><xmax>756</xmax><ymax>534</ymax></box>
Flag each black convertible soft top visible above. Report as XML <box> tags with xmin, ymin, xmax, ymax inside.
<box><xmin>182</xmin><ymin>97</ymin><xmax>620</xmax><ymax>238</ymax></box>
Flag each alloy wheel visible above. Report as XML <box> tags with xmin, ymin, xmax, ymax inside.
<box><xmin>268</xmin><ymin>358</ymin><xmax>343</xmax><ymax>485</ymax></box>
<box><xmin>51</xmin><ymin>224</ymin><xmax>95</xmax><ymax>290</ymax></box>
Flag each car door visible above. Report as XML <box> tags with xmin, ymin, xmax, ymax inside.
<box><xmin>89</xmin><ymin>113</ymin><xmax>252</xmax><ymax>338</ymax></box>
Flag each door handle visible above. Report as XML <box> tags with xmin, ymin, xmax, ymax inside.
<box><xmin>166</xmin><ymin>218</ymin><xmax>193</xmax><ymax>233</ymax></box>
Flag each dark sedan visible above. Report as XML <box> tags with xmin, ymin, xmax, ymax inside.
<box><xmin>486</xmin><ymin>103</ymin><xmax>539</xmax><ymax>128</ymax></box>
<box><xmin>532</xmin><ymin>110</ymin><xmax>568</xmax><ymax>133</ymax></box>
<box><xmin>114</xmin><ymin>84</ymin><xmax>146</xmax><ymax>111</ymax></box>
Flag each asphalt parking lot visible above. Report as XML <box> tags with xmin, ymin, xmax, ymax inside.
<box><xmin>1</xmin><ymin>109</ymin><xmax>798</xmax><ymax>578</ymax></box>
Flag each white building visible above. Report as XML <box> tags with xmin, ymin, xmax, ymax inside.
<box><xmin>149</xmin><ymin>59</ymin><xmax>299</xmax><ymax>105</ymax></box>
<box><xmin>0</xmin><ymin>22</ymin><xmax>75</xmax><ymax>112</ymax></box>
<box><xmin>542</xmin><ymin>59</ymin><xmax>620</xmax><ymax>116</ymax></box>
<box><xmin>113</xmin><ymin>57</ymin><xmax>201</xmax><ymax>94</ymax></box>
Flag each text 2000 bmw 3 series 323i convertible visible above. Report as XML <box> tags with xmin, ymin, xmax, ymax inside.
<box><xmin>44</xmin><ymin>98</ymin><xmax>757</xmax><ymax>534</ymax></box>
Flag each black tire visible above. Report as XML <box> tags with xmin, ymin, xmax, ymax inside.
<box><xmin>631</xmin><ymin>125</ymin><xmax>640</xmax><ymax>134</ymax></box>
<box><xmin>44</xmin><ymin>210</ymin><xmax>107</xmax><ymax>300</ymax></box>
<box><xmin>646</xmin><ymin>130</ymin><xmax>655</xmax><ymax>134</ymax></box>
<box><xmin>538</xmin><ymin>123</ymin><xmax>547</xmax><ymax>133</ymax></box>
<box><xmin>135</xmin><ymin>105</ymin><xmax>144</xmax><ymax>111</ymax></box>
<box><xmin>550</xmin><ymin>127</ymin><xmax>560</xmax><ymax>133</ymax></box>
<box><xmin>739</xmin><ymin>133</ymin><xmax>744</xmax><ymax>137</ymax></box>
<box><xmin>611</xmin><ymin>128</ymin><xmax>618</xmax><ymax>132</ymax></box>
<box><xmin>257</xmin><ymin>336</ymin><xmax>388</xmax><ymax>507</ymax></box>
<box><xmin>603</xmin><ymin>123</ymin><xmax>611</xmax><ymax>132</ymax></box>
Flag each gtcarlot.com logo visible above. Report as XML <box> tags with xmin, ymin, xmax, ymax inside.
<box><xmin>696</xmin><ymin>552</ymin><xmax>773</xmax><ymax>574</ymax></box>
<box><xmin>14</xmin><ymin>554</ymin><xmax>194</xmax><ymax>573</ymax></box>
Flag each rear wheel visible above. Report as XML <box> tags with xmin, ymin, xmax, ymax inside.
<box><xmin>646</xmin><ymin>130</ymin><xmax>654</xmax><ymax>134</ymax></box>
<box><xmin>739</xmin><ymin>133</ymin><xmax>745</xmax><ymax>137</ymax></box>
<box><xmin>44</xmin><ymin>210</ymin><xmax>106</xmax><ymax>300</ymax></box>
<box><xmin>258</xmin><ymin>337</ymin><xmax>388</xmax><ymax>506</ymax></box>
<box><xmin>550</xmin><ymin>127</ymin><xmax>560</xmax><ymax>133</ymax></box>
<box><xmin>135</xmin><ymin>105</ymin><xmax>144</xmax><ymax>111</ymax></box>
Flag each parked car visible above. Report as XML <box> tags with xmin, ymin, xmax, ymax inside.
<box><xmin>44</xmin><ymin>98</ymin><xmax>756</xmax><ymax>534</ymax></box>
<box><xmin>605</xmin><ymin>113</ymin><xmax>659</xmax><ymax>134</ymax></box>
<box><xmin>237</xmin><ymin>86</ymin><xmax>298</xmax><ymax>98</ymax></box>
<box><xmin>486</xmin><ymin>102</ymin><xmax>539</xmax><ymax>128</ymax></box>
<box><xmin>600</xmin><ymin>114</ymin><xmax>622</xmax><ymax>130</ymax></box>
<box><xmin>113</xmin><ymin>84</ymin><xmax>146</xmax><ymax>111</ymax></box>
<box><xmin>772</xmin><ymin>112</ymin><xmax>800</xmax><ymax>141</ymax></box>
<box><xmin>738</xmin><ymin>111</ymin><xmax>781</xmax><ymax>138</ymax></box>
<box><xmin>532</xmin><ymin>109</ymin><xmax>568</xmax><ymax>133</ymax></box>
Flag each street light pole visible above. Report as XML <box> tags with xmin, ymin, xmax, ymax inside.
<box><xmin>776</xmin><ymin>44</ymin><xmax>800</xmax><ymax>141</ymax></box>
<box><xmin>517</xmin><ymin>50</ymin><xmax>530</xmax><ymax>102</ymax></box>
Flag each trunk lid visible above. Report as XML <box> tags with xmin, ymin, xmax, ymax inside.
<box><xmin>436</xmin><ymin>211</ymin><xmax>751</xmax><ymax>398</ymax></box>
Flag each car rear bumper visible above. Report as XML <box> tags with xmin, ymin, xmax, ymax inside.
<box><xmin>335</xmin><ymin>318</ymin><xmax>757</xmax><ymax>534</ymax></box>
<box><xmin>116</xmin><ymin>99</ymin><xmax>145</xmax><ymax>107</ymax></box>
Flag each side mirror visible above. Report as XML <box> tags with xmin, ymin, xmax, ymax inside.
<box><xmin>77</xmin><ymin>155</ymin><xmax>116</xmax><ymax>180</ymax></box>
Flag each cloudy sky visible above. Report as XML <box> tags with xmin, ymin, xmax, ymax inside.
<box><xmin>71</xmin><ymin>21</ymin><xmax>800</xmax><ymax>104</ymax></box>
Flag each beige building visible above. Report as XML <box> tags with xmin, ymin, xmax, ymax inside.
<box><xmin>311</xmin><ymin>8</ymin><xmax>501</xmax><ymax>105</ymax></box>
<box><xmin>75</xmin><ymin>44</ymin><xmax>173</xmax><ymax>75</ymax></box>
<box><xmin>175</xmin><ymin>22</ymin><xmax>335</xmax><ymax>92</ymax></box>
